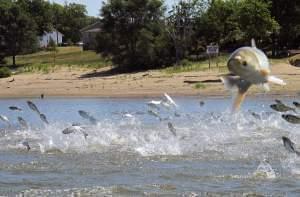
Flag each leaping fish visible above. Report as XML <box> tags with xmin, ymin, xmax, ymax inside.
<box><xmin>163</xmin><ymin>93</ymin><xmax>178</xmax><ymax>108</ymax></box>
<box><xmin>21</xmin><ymin>141</ymin><xmax>31</xmax><ymax>151</ymax></box>
<box><xmin>281</xmin><ymin>114</ymin><xmax>300</xmax><ymax>124</ymax></box>
<box><xmin>78</xmin><ymin>110</ymin><xmax>97</xmax><ymax>125</ymax></box>
<box><xmin>39</xmin><ymin>113</ymin><xmax>49</xmax><ymax>124</ymax></box>
<box><xmin>147</xmin><ymin>110</ymin><xmax>162</xmax><ymax>121</ymax></box>
<box><xmin>27</xmin><ymin>101</ymin><xmax>41</xmax><ymax>114</ymax></box>
<box><xmin>0</xmin><ymin>115</ymin><xmax>10</xmax><ymax>126</ymax></box>
<box><xmin>147</xmin><ymin>100</ymin><xmax>162</xmax><ymax>110</ymax></box>
<box><xmin>18</xmin><ymin>117</ymin><xmax>29</xmax><ymax>129</ymax></box>
<box><xmin>62</xmin><ymin>125</ymin><xmax>88</xmax><ymax>139</ymax></box>
<box><xmin>167</xmin><ymin>122</ymin><xmax>177</xmax><ymax>136</ymax></box>
<box><xmin>221</xmin><ymin>39</ymin><xmax>286</xmax><ymax>112</ymax></box>
<box><xmin>9</xmin><ymin>106</ymin><xmax>22</xmax><ymax>111</ymax></box>
<box><xmin>282</xmin><ymin>136</ymin><xmax>300</xmax><ymax>156</ymax></box>
<box><xmin>293</xmin><ymin>101</ymin><xmax>300</xmax><ymax>108</ymax></box>
<box><xmin>270</xmin><ymin>103</ymin><xmax>295</xmax><ymax>112</ymax></box>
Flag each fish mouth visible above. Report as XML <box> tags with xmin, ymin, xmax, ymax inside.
<box><xmin>259</xmin><ymin>69</ymin><xmax>270</xmax><ymax>77</ymax></box>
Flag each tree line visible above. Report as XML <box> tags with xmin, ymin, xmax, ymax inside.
<box><xmin>0</xmin><ymin>0</ymin><xmax>97</xmax><ymax>65</ymax></box>
<box><xmin>0</xmin><ymin>0</ymin><xmax>299</xmax><ymax>70</ymax></box>
<box><xmin>96</xmin><ymin>0</ymin><xmax>300</xmax><ymax>70</ymax></box>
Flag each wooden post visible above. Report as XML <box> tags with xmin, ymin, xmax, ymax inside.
<box><xmin>208</xmin><ymin>54</ymin><xmax>211</xmax><ymax>69</ymax></box>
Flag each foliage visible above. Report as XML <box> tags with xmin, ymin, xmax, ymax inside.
<box><xmin>266</xmin><ymin>0</ymin><xmax>300</xmax><ymax>50</ymax></box>
<box><xmin>17</xmin><ymin>0</ymin><xmax>54</xmax><ymax>35</ymax></box>
<box><xmin>97</xmin><ymin>0</ymin><xmax>174</xmax><ymax>70</ymax></box>
<box><xmin>0</xmin><ymin>0</ymin><xmax>299</xmax><ymax>71</ymax></box>
<box><xmin>0</xmin><ymin>2</ymin><xmax>38</xmax><ymax>65</ymax></box>
<box><xmin>238</xmin><ymin>0</ymin><xmax>279</xmax><ymax>44</ymax></box>
<box><xmin>194</xmin><ymin>82</ymin><xmax>206</xmax><ymax>89</ymax></box>
<box><xmin>195</xmin><ymin>0</ymin><xmax>278</xmax><ymax>49</ymax></box>
<box><xmin>0</xmin><ymin>67</ymin><xmax>12</xmax><ymax>78</ymax></box>
<box><xmin>59</xmin><ymin>3</ymin><xmax>89</xmax><ymax>43</ymax></box>
<box><xmin>166</xmin><ymin>0</ymin><xmax>204</xmax><ymax>63</ymax></box>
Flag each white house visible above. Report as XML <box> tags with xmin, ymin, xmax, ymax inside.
<box><xmin>39</xmin><ymin>30</ymin><xmax>63</xmax><ymax>48</ymax></box>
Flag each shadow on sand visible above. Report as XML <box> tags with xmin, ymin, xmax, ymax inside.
<box><xmin>79</xmin><ymin>66</ymin><xmax>143</xmax><ymax>79</ymax></box>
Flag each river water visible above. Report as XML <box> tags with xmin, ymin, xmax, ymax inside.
<box><xmin>0</xmin><ymin>96</ymin><xmax>299</xmax><ymax>196</ymax></box>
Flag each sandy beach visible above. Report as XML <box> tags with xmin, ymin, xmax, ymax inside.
<box><xmin>0</xmin><ymin>63</ymin><xmax>299</xmax><ymax>98</ymax></box>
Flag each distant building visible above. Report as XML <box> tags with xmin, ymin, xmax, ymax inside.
<box><xmin>39</xmin><ymin>30</ymin><xmax>63</xmax><ymax>48</ymax></box>
<box><xmin>80</xmin><ymin>22</ymin><xmax>101</xmax><ymax>50</ymax></box>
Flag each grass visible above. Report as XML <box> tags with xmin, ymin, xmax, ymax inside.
<box><xmin>163</xmin><ymin>52</ymin><xmax>292</xmax><ymax>74</ymax></box>
<box><xmin>0</xmin><ymin>67</ymin><xmax>11</xmax><ymax>78</ymax></box>
<box><xmin>4</xmin><ymin>46</ymin><xmax>294</xmax><ymax>75</ymax></box>
<box><xmin>194</xmin><ymin>82</ymin><xmax>206</xmax><ymax>89</ymax></box>
<box><xmin>163</xmin><ymin>54</ymin><xmax>229</xmax><ymax>74</ymax></box>
<box><xmin>5</xmin><ymin>47</ymin><xmax>110</xmax><ymax>73</ymax></box>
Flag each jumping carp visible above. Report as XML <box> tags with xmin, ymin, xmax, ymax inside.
<box><xmin>270</xmin><ymin>103</ymin><xmax>295</xmax><ymax>112</ymax></box>
<box><xmin>9</xmin><ymin>106</ymin><xmax>22</xmax><ymax>111</ymax></box>
<box><xmin>27</xmin><ymin>101</ymin><xmax>41</xmax><ymax>114</ymax></box>
<box><xmin>282</xmin><ymin>114</ymin><xmax>300</xmax><ymax>124</ymax></box>
<box><xmin>293</xmin><ymin>101</ymin><xmax>300</xmax><ymax>108</ymax></box>
<box><xmin>221</xmin><ymin>39</ymin><xmax>286</xmax><ymax>111</ymax></box>
<box><xmin>78</xmin><ymin>110</ymin><xmax>97</xmax><ymax>125</ymax></box>
<box><xmin>282</xmin><ymin>136</ymin><xmax>300</xmax><ymax>156</ymax></box>
<box><xmin>167</xmin><ymin>122</ymin><xmax>177</xmax><ymax>136</ymax></box>
<box><xmin>18</xmin><ymin>117</ymin><xmax>29</xmax><ymax>129</ymax></box>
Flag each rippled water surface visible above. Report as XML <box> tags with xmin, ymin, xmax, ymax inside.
<box><xmin>0</xmin><ymin>96</ymin><xmax>300</xmax><ymax>196</ymax></box>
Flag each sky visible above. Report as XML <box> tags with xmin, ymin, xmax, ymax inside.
<box><xmin>51</xmin><ymin>0</ymin><xmax>175</xmax><ymax>17</ymax></box>
<box><xmin>51</xmin><ymin>0</ymin><xmax>103</xmax><ymax>17</ymax></box>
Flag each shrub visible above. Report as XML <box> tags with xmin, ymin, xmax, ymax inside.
<box><xmin>0</xmin><ymin>67</ymin><xmax>11</xmax><ymax>78</ymax></box>
<box><xmin>0</xmin><ymin>57</ymin><xmax>6</xmax><ymax>65</ymax></box>
<box><xmin>194</xmin><ymin>82</ymin><xmax>206</xmax><ymax>89</ymax></box>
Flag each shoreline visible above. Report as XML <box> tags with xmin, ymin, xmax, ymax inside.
<box><xmin>0</xmin><ymin>92</ymin><xmax>298</xmax><ymax>99</ymax></box>
<box><xmin>0</xmin><ymin>63</ymin><xmax>299</xmax><ymax>99</ymax></box>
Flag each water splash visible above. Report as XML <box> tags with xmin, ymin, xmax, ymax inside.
<box><xmin>253</xmin><ymin>160</ymin><xmax>276</xmax><ymax>179</ymax></box>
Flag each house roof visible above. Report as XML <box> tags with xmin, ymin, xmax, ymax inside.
<box><xmin>42</xmin><ymin>29</ymin><xmax>64</xmax><ymax>36</ymax></box>
<box><xmin>80</xmin><ymin>22</ymin><xmax>101</xmax><ymax>33</ymax></box>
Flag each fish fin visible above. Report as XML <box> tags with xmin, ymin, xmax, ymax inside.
<box><xmin>221</xmin><ymin>76</ymin><xmax>251</xmax><ymax>112</ymax></box>
<box><xmin>296</xmin><ymin>151</ymin><xmax>300</xmax><ymax>156</ymax></box>
<box><xmin>267</xmin><ymin>76</ymin><xmax>286</xmax><ymax>85</ymax></box>
<box><xmin>251</xmin><ymin>38</ymin><xmax>256</xmax><ymax>48</ymax></box>
<box><xmin>220</xmin><ymin>76</ymin><xmax>251</xmax><ymax>94</ymax></box>
<box><xmin>220</xmin><ymin>76</ymin><xmax>238</xmax><ymax>92</ymax></box>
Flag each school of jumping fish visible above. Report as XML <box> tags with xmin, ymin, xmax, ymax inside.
<box><xmin>0</xmin><ymin>39</ymin><xmax>299</xmax><ymax>157</ymax></box>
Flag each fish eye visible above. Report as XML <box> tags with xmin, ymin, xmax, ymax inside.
<box><xmin>242</xmin><ymin>61</ymin><xmax>247</xmax><ymax>66</ymax></box>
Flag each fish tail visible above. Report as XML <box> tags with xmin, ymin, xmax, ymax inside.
<box><xmin>232</xmin><ymin>92</ymin><xmax>247</xmax><ymax>112</ymax></box>
<box><xmin>220</xmin><ymin>76</ymin><xmax>251</xmax><ymax>112</ymax></box>
<box><xmin>267</xmin><ymin>76</ymin><xmax>286</xmax><ymax>85</ymax></box>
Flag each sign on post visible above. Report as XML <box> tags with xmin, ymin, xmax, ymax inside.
<box><xmin>206</xmin><ymin>45</ymin><xmax>219</xmax><ymax>69</ymax></box>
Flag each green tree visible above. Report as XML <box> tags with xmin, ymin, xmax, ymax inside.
<box><xmin>266</xmin><ymin>0</ymin><xmax>300</xmax><ymax>52</ymax></box>
<box><xmin>166</xmin><ymin>0</ymin><xmax>204</xmax><ymax>63</ymax></box>
<box><xmin>17</xmin><ymin>0</ymin><xmax>53</xmax><ymax>35</ymax></box>
<box><xmin>195</xmin><ymin>0</ymin><xmax>278</xmax><ymax>49</ymax></box>
<box><xmin>195</xmin><ymin>0</ymin><xmax>243</xmax><ymax>49</ymax></box>
<box><xmin>0</xmin><ymin>2</ymin><xmax>38</xmax><ymax>65</ymax></box>
<box><xmin>60</xmin><ymin>3</ymin><xmax>88</xmax><ymax>43</ymax></box>
<box><xmin>238</xmin><ymin>0</ymin><xmax>279</xmax><ymax>46</ymax></box>
<box><xmin>97</xmin><ymin>0</ymin><xmax>173</xmax><ymax>70</ymax></box>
